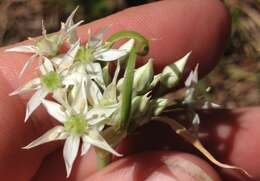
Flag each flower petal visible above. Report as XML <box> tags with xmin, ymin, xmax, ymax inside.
<box><xmin>86</xmin><ymin>105</ymin><xmax>118</xmax><ymax>125</ymax></box>
<box><xmin>39</xmin><ymin>56</ymin><xmax>54</xmax><ymax>74</ymax></box>
<box><xmin>63</xmin><ymin>135</ymin><xmax>80</xmax><ymax>177</ymax></box>
<box><xmin>24</xmin><ymin>89</ymin><xmax>48</xmax><ymax>122</ymax></box>
<box><xmin>71</xmin><ymin>79</ymin><xmax>88</xmax><ymax>114</ymax></box>
<box><xmin>84</xmin><ymin>129</ymin><xmax>122</xmax><ymax>157</ymax></box>
<box><xmin>9</xmin><ymin>78</ymin><xmax>41</xmax><ymax>96</ymax></box>
<box><xmin>64</xmin><ymin>20</ymin><xmax>84</xmax><ymax>38</ymax></box>
<box><xmin>94</xmin><ymin>49</ymin><xmax>127</xmax><ymax>62</ymax></box>
<box><xmin>102</xmin><ymin>84</ymin><xmax>117</xmax><ymax>103</ymax></box>
<box><xmin>88</xmin><ymin>25</ymin><xmax>111</xmax><ymax>48</ymax></box>
<box><xmin>19</xmin><ymin>54</ymin><xmax>37</xmax><ymax>78</ymax></box>
<box><xmin>87</xmin><ymin>80</ymin><xmax>102</xmax><ymax>106</ymax></box>
<box><xmin>119</xmin><ymin>39</ymin><xmax>135</xmax><ymax>52</ymax></box>
<box><xmin>86</xmin><ymin>63</ymin><xmax>105</xmax><ymax>88</ymax></box>
<box><xmin>6</xmin><ymin>45</ymin><xmax>37</xmax><ymax>53</ymax></box>
<box><xmin>81</xmin><ymin>140</ymin><xmax>91</xmax><ymax>156</ymax></box>
<box><xmin>23</xmin><ymin>126</ymin><xmax>67</xmax><ymax>149</ymax></box>
<box><xmin>58</xmin><ymin>40</ymin><xmax>80</xmax><ymax>71</ymax></box>
<box><xmin>185</xmin><ymin>64</ymin><xmax>199</xmax><ymax>87</ymax></box>
<box><xmin>42</xmin><ymin>99</ymin><xmax>67</xmax><ymax>123</ymax></box>
<box><xmin>64</xmin><ymin>6</ymin><xmax>79</xmax><ymax>29</ymax></box>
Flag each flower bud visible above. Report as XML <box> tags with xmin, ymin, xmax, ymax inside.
<box><xmin>133</xmin><ymin>58</ymin><xmax>154</xmax><ymax>94</ymax></box>
<box><xmin>117</xmin><ymin>59</ymin><xmax>154</xmax><ymax>94</ymax></box>
<box><xmin>153</xmin><ymin>98</ymin><xmax>168</xmax><ymax>116</ymax></box>
<box><xmin>131</xmin><ymin>94</ymin><xmax>150</xmax><ymax>116</ymax></box>
<box><xmin>160</xmin><ymin>52</ymin><xmax>191</xmax><ymax>88</ymax></box>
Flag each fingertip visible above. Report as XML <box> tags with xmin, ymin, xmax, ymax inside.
<box><xmin>85</xmin><ymin>151</ymin><xmax>221</xmax><ymax>181</ymax></box>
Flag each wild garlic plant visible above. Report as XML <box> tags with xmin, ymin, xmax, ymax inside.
<box><xmin>7</xmin><ymin>8</ymin><xmax>250</xmax><ymax>178</ymax></box>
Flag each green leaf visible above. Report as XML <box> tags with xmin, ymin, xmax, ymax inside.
<box><xmin>120</xmin><ymin>47</ymin><xmax>137</xmax><ymax>129</ymax></box>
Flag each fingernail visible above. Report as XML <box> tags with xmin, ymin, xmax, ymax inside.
<box><xmin>146</xmin><ymin>157</ymin><xmax>213</xmax><ymax>181</ymax></box>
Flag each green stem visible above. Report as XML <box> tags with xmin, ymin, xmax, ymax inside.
<box><xmin>95</xmin><ymin>147</ymin><xmax>112</xmax><ymax>170</ymax></box>
<box><xmin>107</xmin><ymin>31</ymin><xmax>149</xmax><ymax>56</ymax></box>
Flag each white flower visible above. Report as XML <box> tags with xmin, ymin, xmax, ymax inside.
<box><xmin>69</xmin><ymin>38</ymin><xmax>134</xmax><ymax>89</ymax></box>
<box><xmin>5</xmin><ymin>7</ymin><xmax>83</xmax><ymax>78</ymax></box>
<box><xmin>9</xmin><ymin>57</ymin><xmax>76</xmax><ymax>122</ymax></box>
<box><xmin>23</xmin><ymin>99</ymin><xmax>121</xmax><ymax>177</ymax></box>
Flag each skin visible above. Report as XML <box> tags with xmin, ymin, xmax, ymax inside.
<box><xmin>0</xmin><ymin>0</ymin><xmax>259</xmax><ymax>180</ymax></box>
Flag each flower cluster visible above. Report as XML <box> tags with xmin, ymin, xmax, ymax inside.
<box><xmin>7</xmin><ymin>7</ymin><xmax>250</xmax><ymax>178</ymax></box>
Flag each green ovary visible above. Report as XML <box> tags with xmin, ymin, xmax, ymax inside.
<box><xmin>76</xmin><ymin>47</ymin><xmax>94</xmax><ymax>63</ymax></box>
<box><xmin>41</xmin><ymin>71</ymin><xmax>62</xmax><ymax>91</ymax></box>
<box><xmin>64</xmin><ymin>114</ymin><xmax>88</xmax><ymax>135</ymax></box>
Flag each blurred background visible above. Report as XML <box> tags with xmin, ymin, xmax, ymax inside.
<box><xmin>0</xmin><ymin>0</ymin><xmax>259</xmax><ymax>108</ymax></box>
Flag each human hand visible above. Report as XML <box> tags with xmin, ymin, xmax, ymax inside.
<box><xmin>0</xmin><ymin>0</ymin><xmax>258</xmax><ymax>180</ymax></box>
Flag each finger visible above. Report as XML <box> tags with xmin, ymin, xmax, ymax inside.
<box><xmin>33</xmin><ymin>150</ymin><xmax>221</xmax><ymax>181</ymax></box>
<box><xmin>84</xmin><ymin>151</ymin><xmax>221</xmax><ymax>181</ymax></box>
<box><xmin>0</xmin><ymin>74</ymin><xmax>58</xmax><ymax>180</ymax></box>
<box><xmin>198</xmin><ymin>107</ymin><xmax>260</xmax><ymax>180</ymax></box>
<box><xmin>114</xmin><ymin>107</ymin><xmax>260</xmax><ymax>181</ymax></box>
<box><xmin>0</xmin><ymin>0</ymin><xmax>230</xmax><ymax>179</ymax></box>
<box><xmin>33</xmin><ymin>147</ymin><xmax>97</xmax><ymax>181</ymax></box>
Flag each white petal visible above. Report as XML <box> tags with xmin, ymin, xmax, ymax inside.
<box><xmin>64</xmin><ymin>72</ymin><xmax>84</xmax><ymax>85</ymax></box>
<box><xmin>23</xmin><ymin>126</ymin><xmax>66</xmax><ymax>149</ymax></box>
<box><xmin>71</xmin><ymin>80</ymin><xmax>88</xmax><ymax>114</ymax></box>
<box><xmin>9</xmin><ymin>78</ymin><xmax>41</xmax><ymax>96</ymax></box>
<box><xmin>42</xmin><ymin>99</ymin><xmax>67</xmax><ymax>123</ymax></box>
<box><xmin>6</xmin><ymin>45</ymin><xmax>37</xmax><ymax>53</ymax></box>
<box><xmin>185</xmin><ymin>63</ymin><xmax>199</xmax><ymax>87</ymax></box>
<box><xmin>39</xmin><ymin>57</ymin><xmax>54</xmax><ymax>74</ymax></box>
<box><xmin>94</xmin><ymin>49</ymin><xmax>127</xmax><ymax>61</ymax></box>
<box><xmin>65</xmin><ymin>6</ymin><xmax>79</xmax><ymax>29</ymax></box>
<box><xmin>88</xmin><ymin>25</ymin><xmax>111</xmax><ymax>48</ymax></box>
<box><xmin>102</xmin><ymin>84</ymin><xmax>117</xmax><ymax>103</ymax></box>
<box><xmin>81</xmin><ymin>140</ymin><xmax>91</xmax><ymax>156</ymax></box>
<box><xmin>65</xmin><ymin>20</ymin><xmax>84</xmax><ymax>37</ymax></box>
<box><xmin>119</xmin><ymin>39</ymin><xmax>135</xmax><ymax>52</ymax></box>
<box><xmin>24</xmin><ymin>89</ymin><xmax>48</xmax><ymax>122</ymax></box>
<box><xmin>86</xmin><ymin>63</ymin><xmax>105</xmax><ymax>88</ymax></box>
<box><xmin>63</xmin><ymin>135</ymin><xmax>80</xmax><ymax>177</ymax></box>
<box><xmin>62</xmin><ymin>7</ymin><xmax>82</xmax><ymax>44</ymax></box>
<box><xmin>112</xmin><ymin>61</ymin><xmax>120</xmax><ymax>84</ymax></box>
<box><xmin>86</xmin><ymin>105</ymin><xmax>118</xmax><ymax>125</ymax></box>
<box><xmin>86</xmin><ymin>80</ymin><xmax>102</xmax><ymax>106</ymax></box>
<box><xmin>19</xmin><ymin>55</ymin><xmax>37</xmax><ymax>78</ymax></box>
<box><xmin>58</xmin><ymin>41</ymin><xmax>80</xmax><ymax>71</ymax></box>
<box><xmin>193</xmin><ymin>64</ymin><xmax>199</xmax><ymax>83</ymax></box>
<box><xmin>51</xmin><ymin>56</ymin><xmax>63</xmax><ymax>66</ymax></box>
<box><xmin>84</xmin><ymin>129</ymin><xmax>122</xmax><ymax>157</ymax></box>
<box><xmin>52</xmin><ymin>88</ymin><xmax>72</xmax><ymax>111</ymax></box>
